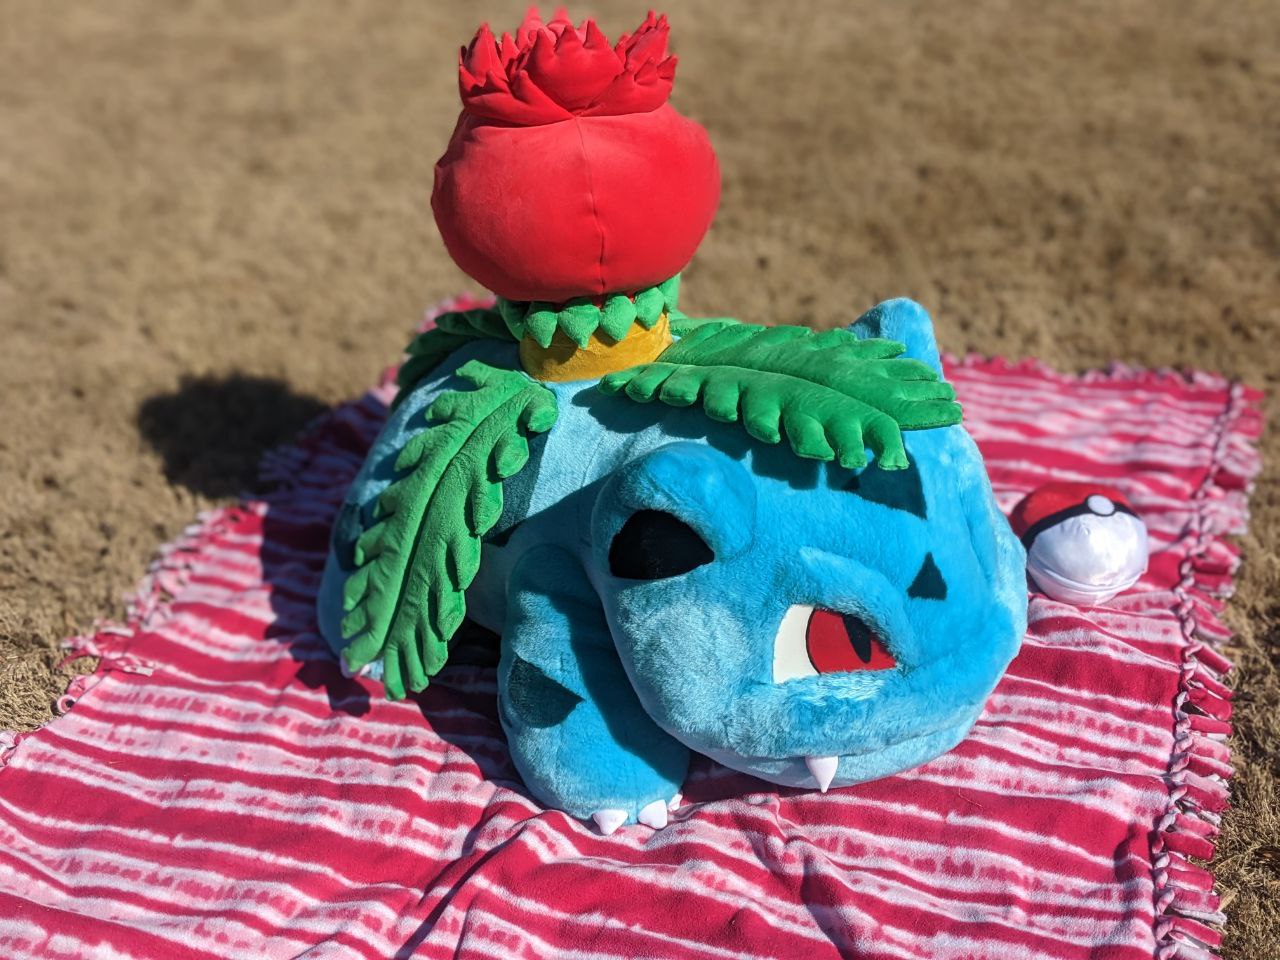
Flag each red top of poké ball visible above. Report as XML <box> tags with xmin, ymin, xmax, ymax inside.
<box><xmin>431</xmin><ymin>8</ymin><xmax>721</xmax><ymax>303</ymax></box>
<box><xmin>1010</xmin><ymin>481</ymin><xmax>1136</xmax><ymax>544</ymax></box>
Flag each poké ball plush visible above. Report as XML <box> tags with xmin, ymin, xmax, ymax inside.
<box><xmin>1011</xmin><ymin>482</ymin><xmax>1149</xmax><ymax>606</ymax></box>
<box><xmin>316</xmin><ymin>9</ymin><xmax>1029</xmax><ymax>833</ymax></box>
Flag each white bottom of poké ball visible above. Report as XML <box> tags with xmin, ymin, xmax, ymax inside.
<box><xmin>1012</xmin><ymin>485</ymin><xmax>1150</xmax><ymax>607</ymax></box>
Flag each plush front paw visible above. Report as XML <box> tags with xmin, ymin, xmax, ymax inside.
<box><xmin>500</xmin><ymin>546</ymin><xmax>691</xmax><ymax>833</ymax></box>
<box><xmin>590</xmin><ymin>794</ymin><xmax>683</xmax><ymax>835</ymax></box>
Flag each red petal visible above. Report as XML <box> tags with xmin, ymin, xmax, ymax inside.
<box><xmin>465</xmin><ymin>23</ymin><xmax>502</xmax><ymax>78</ymax></box>
<box><xmin>457</xmin><ymin>10</ymin><xmax>678</xmax><ymax>123</ymax></box>
<box><xmin>553</xmin><ymin>19</ymin><xmax>583</xmax><ymax>53</ymax></box>
<box><xmin>498</xmin><ymin>32</ymin><xmax>519</xmax><ymax>68</ymax></box>
<box><xmin>458</xmin><ymin>52</ymin><xmax>510</xmax><ymax>102</ymax></box>
<box><xmin>517</xmin><ymin>6</ymin><xmax>545</xmax><ymax>41</ymax></box>
<box><xmin>615</xmin><ymin>10</ymin><xmax>659</xmax><ymax>58</ymax></box>
<box><xmin>583</xmin><ymin>58</ymin><xmax>675</xmax><ymax>116</ymax></box>
<box><xmin>583</xmin><ymin>19</ymin><xmax>609</xmax><ymax>52</ymax></box>
<box><xmin>521</xmin><ymin>16</ymin><xmax>624</xmax><ymax>113</ymax></box>
<box><xmin>617</xmin><ymin>12</ymin><xmax>669</xmax><ymax>69</ymax></box>
<box><xmin>528</xmin><ymin>27</ymin><xmax>558</xmax><ymax>76</ymax></box>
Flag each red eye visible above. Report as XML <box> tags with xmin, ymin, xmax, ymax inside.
<box><xmin>806</xmin><ymin>609</ymin><xmax>896</xmax><ymax>673</ymax></box>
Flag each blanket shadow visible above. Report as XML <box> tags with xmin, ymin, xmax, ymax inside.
<box><xmin>232</xmin><ymin>381</ymin><xmax>512</xmax><ymax>779</ymax></box>
<box><xmin>249</xmin><ymin>388</ymin><xmax>509</xmax><ymax>734</ymax></box>
<box><xmin>137</xmin><ymin>374</ymin><xmax>380</xmax><ymax>715</ymax></box>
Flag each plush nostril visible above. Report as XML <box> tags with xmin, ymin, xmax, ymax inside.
<box><xmin>806</xmin><ymin>609</ymin><xmax>896</xmax><ymax>673</ymax></box>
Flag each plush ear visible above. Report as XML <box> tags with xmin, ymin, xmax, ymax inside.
<box><xmin>592</xmin><ymin>441</ymin><xmax>757</xmax><ymax>570</ymax></box>
<box><xmin>849</xmin><ymin>298</ymin><xmax>943</xmax><ymax>378</ymax></box>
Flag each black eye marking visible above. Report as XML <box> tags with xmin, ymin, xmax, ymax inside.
<box><xmin>907</xmin><ymin>552</ymin><xmax>947</xmax><ymax>600</ymax></box>
<box><xmin>845</xmin><ymin>457</ymin><xmax>926</xmax><ymax>519</ymax></box>
<box><xmin>609</xmin><ymin>510</ymin><xmax>714</xmax><ymax>580</ymax></box>
<box><xmin>506</xmin><ymin>655</ymin><xmax>583</xmax><ymax>728</ymax></box>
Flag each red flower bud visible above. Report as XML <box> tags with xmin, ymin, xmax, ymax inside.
<box><xmin>433</xmin><ymin>9</ymin><xmax>720</xmax><ymax>303</ymax></box>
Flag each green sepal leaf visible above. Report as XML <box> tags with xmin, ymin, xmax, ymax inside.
<box><xmin>393</xmin><ymin>308</ymin><xmax>518</xmax><ymax>410</ymax></box>
<box><xmin>497</xmin><ymin>274</ymin><xmax>681</xmax><ymax>347</ymax></box>
<box><xmin>342</xmin><ymin>360</ymin><xmax>558</xmax><ymax>699</ymax></box>
<box><xmin>557</xmin><ymin>301</ymin><xmax>602</xmax><ymax>349</ymax></box>
<box><xmin>599</xmin><ymin>323</ymin><xmax>961</xmax><ymax>470</ymax></box>
<box><xmin>667</xmin><ymin>310</ymin><xmax>739</xmax><ymax>338</ymax></box>
<box><xmin>599</xmin><ymin>294</ymin><xmax>640</xmax><ymax>341</ymax></box>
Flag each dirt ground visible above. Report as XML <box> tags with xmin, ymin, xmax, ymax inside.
<box><xmin>2</xmin><ymin>0</ymin><xmax>1277</xmax><ymax>953</ymax></box>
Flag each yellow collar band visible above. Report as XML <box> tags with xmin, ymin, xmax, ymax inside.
<box><xmin>520</xmin><ymin>312</ymin><xmax>673</xmax><ymax>383</ymax></box>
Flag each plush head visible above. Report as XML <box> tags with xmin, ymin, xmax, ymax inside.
<box><xmin>589</xmin><ymin>302</ymin><xmax>1027</xmax><ymax>788</ymax></box>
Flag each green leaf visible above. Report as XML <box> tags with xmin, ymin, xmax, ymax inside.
<box><xmin>342</xmin><ymin>360</ymin><xmax>557</xmax><ymax>699</ymax></box>
<box><xmin>598</xmin><ymin>323</ymin><xmax>961</xmax><ymax>470</ymax></box>
<box><xmin>393</xmin><ymin>308</ymin><xmax>518</xmax><ymax>410</ymax></box>
<box><xmin>498</xmin><ymin>274</ymin><xmax>681</xmax><ymax>349</ymax></box>
<box><xmin>667</xmin><ymin>309</ymin><xmax>739</xmax><ymax>338</ymax></box>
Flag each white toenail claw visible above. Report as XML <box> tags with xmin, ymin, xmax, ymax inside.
<box><xmin>592</xmin><ymin>809</ymin><xmax>628</xmax><ymax>836</ymax></box>
<box><xmin>638</xmin><ymin>799</ymin><xmax>669</xmax><ymax>829</ymax></box>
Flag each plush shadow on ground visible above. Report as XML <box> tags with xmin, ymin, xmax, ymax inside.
<box><xmin>137</xmin><ymin>374</ymin><xmax>328</xmax><ymax>498</ymax></box>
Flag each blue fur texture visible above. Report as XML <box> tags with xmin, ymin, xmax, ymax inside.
<box><xmin>317</xmin><ymin>300</ymin><xmax>1028</xmax><ymax>822</ymax></box>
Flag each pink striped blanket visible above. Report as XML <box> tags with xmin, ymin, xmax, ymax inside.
<box><xmin>0</xmin><ymin>342</ymin><xmax>1261</xmax><ymax>960</ymax></box>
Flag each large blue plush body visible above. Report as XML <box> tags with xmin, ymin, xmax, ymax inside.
<box><xmin>317</xmin><ymin>300</ymin><xmax>1027</xmax><ymax>828</ymax></box>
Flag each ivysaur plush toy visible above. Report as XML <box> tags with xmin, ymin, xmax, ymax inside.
<box><xmin>317</xmin><ymin>9</ymin><xmax>1028</xmax><ymax>833</ymax></box>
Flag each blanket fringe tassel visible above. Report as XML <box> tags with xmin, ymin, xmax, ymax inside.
<box><xmin>1</xmin><ymin>510</ymin><xmax>236</xmax><ymax>771</ymax></box>
<box><xmin>1152</xmin><ymin>381</ymin><xmax>1262</xmax><ymax>960</ymax></box>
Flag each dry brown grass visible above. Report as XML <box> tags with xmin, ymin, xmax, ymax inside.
<box><xmin>1</xmin><ymin>1</ymin><xmax>1276</xmax><ymax>953</ymax></box>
